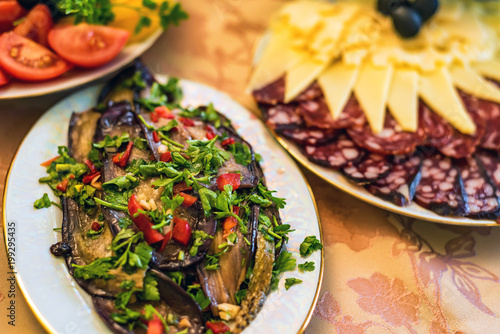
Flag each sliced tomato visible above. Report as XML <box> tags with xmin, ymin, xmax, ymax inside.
<box><xmin>217</xmin><ymin>173</ymin><xmax>241</xmax><ymax>191</ymax></box>
<box><xmin>14</xmin><ymin>4</ymin><xmax>53</xmax><ymax>46</ymax></box>
<box><xmin>48</xmin><ymin>24</ymin><xmax>130</xmax><ymax>68</ymax></box>
<box><xmin>0</xmin><ymin>32</ymin><xmax>72</xmax><ymax>81</ymax></box>
<box><xmin>0</xmin><ymin>1</ymin><xmax>26</xmax><ymax>32</ymax></box>
<box><xmin>0</xmin><ymin>67</ymin><xmax>10</xmax><ymax>86</ymax></box>
<box><xmin>172</xmin><ymin>216</ymin><xmax>192</xmax><ymax>247</ymax></box>
<box><xmin>178</xmin><ymin>192</ymin><xmax>197</xmax><ymax>207</ymax></box>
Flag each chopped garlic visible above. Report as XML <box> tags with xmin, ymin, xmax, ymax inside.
<box><xmin>158</xmin><ymin>144</ymin><xmax>168</xmax><ymax>154</ymax></box>
<box><xmin>148</xmin><ymin>199</ymin><xmax>157</xmax><ymax>211</ymax></box>
<box><xmin>139</xmin><ymin>199</ymin><xmax>151</xmax><ymax>211</ymax></box>
<box><xmin>217</xmin><ymin>303</ymin><xmax>240</xmax><ymax>321</ymax></box>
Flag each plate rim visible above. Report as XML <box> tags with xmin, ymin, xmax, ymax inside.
<box><xmin>2</xmin><ymin>79</ymin><xmax>324</xmax><ymax>334</ymax></box>
<box><xmin>0</xmin><ymin>29</ymin><xmax>163</xmax><ymax>100</ymax></box>
<box><xmin>270</xmin><ymin>129</ymin><xmax>499</xmax><ymax>227</ymax></box>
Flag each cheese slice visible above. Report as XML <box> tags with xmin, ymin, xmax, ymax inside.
<box><xmin>354</xmin><ymin>62</ymin><xmax>393</xmax><ymax>133</ymax></box>
<box><xmin>284</xmin><ymin>58</ymin><xmax>329</xmax><ymax>102</ymax></box>
<box><xmin>419</xmin><ymin>67</ymin><xmax>476</xmax><ymax>135</ymax></box>
<box><xmin>387</xmin><ymin>68</ymin><xmax>419</xmax><ymax>132</ymax></box>
<box><xmin>318</xmin><ymin>61</ymin><xmax>359</xmax><ymax>119</ymax></box>
<box><xmin>473</xmin><ymin>59</ymin><xmax>500</xmax><ymax>83</ymax></box>
<box><xmin>247</xmin><ymin>28</ymin><xmax>306</xmax><ymax>91</ymax></box>
<box><xmin>279</xmin><ymin>0</ymin><xmax>334</xmax><ymax>34</ymax></box>
<box><xmin>450</xmin><ymin>64</ymin><xmax>500</xmax><ymax>104</ymax></box>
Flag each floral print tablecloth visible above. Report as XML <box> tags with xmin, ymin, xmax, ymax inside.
<box><xmin>1</xmin><ymin>1</ymin><xmax>500</xmax><ymax>333</ymax></box>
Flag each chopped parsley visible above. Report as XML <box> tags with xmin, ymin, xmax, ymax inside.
<box><xmin>298</xmin><ymin>261</ymin><xmax>315</xmax><ymax>272</ymax></box>
<box><xmin>34</xmin><ymin>193</ymin><xmax>60</xmax><ymax>209</ymax></box>
<box><xmin>270</xmin><ymin>251</ymin><xmax>296</xmax><ymax>290</ymax></box>
<box><xmin>93</xmin><ymin>133</ymin><xmax>130</xmax><ymax>149</ymax></box>
<box><xmin>284</xmin><ymin>278</ymin><xmax>302</xmax><ymax>290</ymax></box>
<box><xmin>228</xmin><ymin>142</ymin><xmax>252</xmax><ymax>166</ymax></box>
<box><xmin>299</xmin><ymin>235</ymin><xmax>323</xmax><ymax>257</ymax></box>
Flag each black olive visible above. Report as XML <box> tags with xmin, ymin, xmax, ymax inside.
<box><xmin>413</xmin><ymin>0</ymin><xmax>439</xmax><ymax>22</ymax></box>
<box><xmin>50</xmin><ymin>241</ymin><xmax>71</xmax><ymax>257</ymax></box>
<box><xmin>377</xmin><ymin>0</ymin><xmax>405</xmax><ymax>16</ymax></box>
<box><xmin>392</xmin><ymin>5</ymin><xmax>423</xmax><ymax>38</ymax></box>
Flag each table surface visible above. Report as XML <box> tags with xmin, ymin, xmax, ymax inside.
<box><xmin>2</xmin><ymin>1</ymin><xmax>500</xmax><ymax>333</ymax></box>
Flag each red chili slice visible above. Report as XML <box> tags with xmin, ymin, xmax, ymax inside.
<box><xmin>179</xmin><ymin>117</ymin><xmax>195</xmax><ymax>127</ymax></box>
<box><xmin>150</xmin><ymin>111</ymin><xmax>159</xmax><ymax>123</ymax></box>
<box><xmin>152</xmin><ymin>131</ymin><xmax>160</xmax><ymax>143</ymax></box>
<box><xmin>216</xmin><ymin>173</ymin><xmax>241</xmax><ymax>191</ymax></box>
<box><xmin>56</xmin><ymin>178</ymin><xmax>69</xmax><ymax>192</ymax></box>
<box><xmin>160</xmin><ymin>152</ymin><xmax>172</xmax><ymax>162</ymax></box>
<box><xmin>173</xmin><ymin>181</ymin><xmax>192</xmax><ymax>195</ymax></box>
<box><xmin>113</xmin><ymin>141</ymin><xmax>134</xmax><ymax>167</ymax></box>
<box><xmin>155</xmin><ymin>106</ymin><xmax>173</xmax><ymax>118</ymax></box>
<box><xmin>128</xmin><ymin>195</ymin><xmax>164</xmax><ymax>245</ymax></box>
<box><xmin>206</xmin><ymin>321</ymin><xmax>230</xmax><ymax>334</ymax></box>
<box><xmin>82</xmin><ymin>172</ymin><xmax>100</xmax><ymax>185</ymax></box>
<box><xmin>221</xmin><ymin>138</ymin><xmax>235</xmax><ymax>147</ymax></box>
<box><xmin>206</xmin><ymin>131</ymin><xmax>215</xmax><ymax>140</ymax></box>
<box><xmin>172</xmin><ymin>216</ymin><xmax>192</xmax><ymax>246</ymax></box>
<box><xmin>159</xmin><ymin>231</ymin><xmax>172</xmax><ymax>253</ymax></box>
<box><xmin>146</xmin><ymin>318</ymin><xmax>164</xmax><ymax>334</ymax></box>
<box><xmin>40</xmin><ymin>155</ymin><xmax>59</xmax><ymax>167</ymax></box>
<box><xmin>178</xmin><ymin>192</ymin><xmax>197</xmax><ymax>207</ymax></box>
<box><xmin>84</xmin><ymin>159</ymin><xmax>98</xmax><ymax>174</ymax></box>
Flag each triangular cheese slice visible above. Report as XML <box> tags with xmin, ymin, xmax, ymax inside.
<box><xmin>318</xmin><ymin>62</ymin><xmax>359</xmax><ymax>119</ymax></box>
<box><xmin>248</xmin><ymin>28</ymin><xmax>307</xmax><ymax>91</ymax></box>
<box><xmin>354</xmin><ymin>62</ymin><xmax>393</xmax><ymax>133</ymax></box>
<box><xmin>473</xmin><ymin>59</ymin><xmax>500</xmax><ymax>84</ymax></box>
<box><xmin>419</xmin><ymin>67</ymin><xmax>476</xmax><ymax>135</ymax></box>
<box><xmin>284</xmin><ymin>58</ymin><xmax>329</xmax><ymax>102</ymax></box>
<box><xmin>387</xmin><ymin>68</ymin><xmax>419</xmax><ymax>132</ymax></box>
<box><xmin>450</xmin><ymin>64</ymin><xmax>500</xmax><ymax>104</ymax></box>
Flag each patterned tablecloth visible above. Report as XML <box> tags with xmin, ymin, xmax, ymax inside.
<box><xmin>1</xmin><ymin>1</ymin><xmax>500</xmax><ymax>333</ymax></box>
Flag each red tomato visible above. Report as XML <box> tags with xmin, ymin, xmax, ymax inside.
<box><xmin>206</xmin><ymin>321</ymin><xmax>230</xmax><ymax>334</ymax></box>
<box><xmin>48</xmin><ymin>24</ymin><xmax>130</xmax><ymax>68</ymax></box>
<box><xmin>217</xmin><ymin>173</ymin><xmax>241</xmax><ymax>191</ymax></box>
<box><xmin>0</xmin><ymin>67</ymin><xmax>10</xmax><ymax>86</ymax></box>
<box><xmin>178</xmin><ymin>192</ymin><xmax>197</xmax><ymax>207</ymax></box>
<box><xmin>0</xmin><ymin>1</ymin><xmax>26</xmax><ymax>32</ymax></box>
<box><xmin>172</xmin><ymin>216</ymin><xmax>192</xmax><ymax>246</ymax></box>
<box><xmin>13</xmin><ymin>4</ymin><xmax>53</xmax><ymax>46</ymax></box>
<box><xmin>0</xmin><ymin>32</ymin><xmax>72</xmax><ymax>81</ymax></box>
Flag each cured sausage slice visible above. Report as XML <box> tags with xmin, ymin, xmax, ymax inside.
<box><xmin>303</xmin><ymin>135</ymin><xmax>364</xmax><ymax>169</ymax></box>
<box><xmin>420</xmin><ymin>102</ymin><xmax>453</xmax><ymax>148</ymax></box>
<box><xmin>456</xmin><ymin>157</ymin><xmax>500</xmax><ymax>219</ymax></box>
<box><xmin>298</xmin><ymin>96</ymin><xmax>366</xmax><ymax>130</ymax></box>
<box><xmin>280</xmin><ymin>127</ymin><xmax>340</xmax><ymax>146</ymax></box>
<box><xmin>347</xmin><ymin>113</ymin><xmax>426</xmax><ymax>155</ymax></box>
<box><xmin>253</xmin><ymin>77</ymin><xmax>322</xmax><ymax>105</ymax></box>
<box><xmin>342</xmin><ymin>153</ymin><xmax>391</xmax><ymax>185</ymax></box>
<box><xmin>414</xmin><ymin>154</ymin><xmax>468</xmax><ymax>216</ymax></box>
<box><xmin>366</xmin><ymin>153</ymin><xmax>422</xmax><ymax>206</ymax></box>
<box><xmin>475</xmin><ymin>150</ymin><xmax>500</xmax><ymax>197</ymax></box>
<box><xmin>262</xmin><ymin>104</ymin><xmax>303</xmax><ymax>131</ymax></box>
<box><xmin>477</xmin><ymin>99</ymin><xmax>500</xmax><ymax>150</ymax></box>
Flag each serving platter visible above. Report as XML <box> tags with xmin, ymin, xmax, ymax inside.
<box><xmin>3</xmin><ymin>77</ymin><xmax>323</xmax><ymax>333</ymax></box>
<box><xmin>0</xmin><ymin>29</ymin><xmax>162</xmax><ymax>100</ymax></box>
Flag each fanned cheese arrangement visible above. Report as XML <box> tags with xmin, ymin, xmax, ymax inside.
<box><xmin>251</xmin><ymin>0</ymin><xmax>500</xmax><ymax>222</ymax></box>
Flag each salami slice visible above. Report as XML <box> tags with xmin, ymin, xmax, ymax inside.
<box><xmin>253</xmin><ymin>77</ymin><xmax>322</xmax><ymax>105</ymax></box>
<box><xmin>366</xmin><ymin>153</ymin><xmax>423</xmax><ymax>206</ymax></box>
<box><xmin>414</xmin><ymin>154</ymin><xmax>468</xmax><ymax>216</ymax></box>
<box><xmin>420</xmin><ymin>102</ymin><xmax>453</xmax><ymax>148</ymax></box>
<box><xmin>303</xmin><ymin>135</ymin><xmax>364</xmax><ymax>169</ymax></box>
<box><xmin>298</xmin><ymin>96</ymin><xmax>366</xmax><ymax>130</ymax></box>
<box><xmin>280</xmin><ymin>127</ymin><xmax>340</xmax><ymax>146</ymax></box>
<box><xmin>477</xmin><ymin>99</ymin><xmax>500</xmax><ymax>150</ymax></box>
<box><xmin>347</xmin><ymin>113</ymin><xmax>426</xmax><ymax>155</ymax></box>
<box><xmin>456</xmin><ymin>157</ymin><xmax>500</xmax><ymax>219</ymax></box>
<box><xmin>262</xmin><ymin>104</ymin><xmax>303</xmax><ymax>131</ymax></box>
<box><xmin>342</xmin><ymin>153</ymin><xmax>391</xmax><ymax>185</ymax></box>
<box><xmin>475</xmin><ymin>150</ymin><xmax>500</xmax><ymax>197</ymax></box>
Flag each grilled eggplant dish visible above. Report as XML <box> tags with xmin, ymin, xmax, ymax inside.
<box><xmin>37</xmin><ymin>62</ymin><xmax>307</xmax><ymax>334</ymax></box>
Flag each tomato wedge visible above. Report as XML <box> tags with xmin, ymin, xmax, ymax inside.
<box><xmin>0</xmin><ymin>67</ymin><xmax>10</xmax><ymax>86</ymax></box>
<box><xmin>48</xmin><ymin>24</ymin><xmax>130</xmax><ymax>68</ymax></box>
<box><xmin>14</xmin><ymin>4</ymin><xmax>53</xmax><ymax>46</ymax></box>
<box><xmin>0</xmin><ymin>1</ymin><xmax>26</xmax><ymax>32</ymax></box>
<box><xmin>0</xmin><ymin>32</ymin><xmax>72</xmax><ymax>81</ymax></box>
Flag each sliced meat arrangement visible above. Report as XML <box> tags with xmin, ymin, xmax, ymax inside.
<box><xmin>366</xmin><ymin>153</ymin><xmax>422</xmax><ymax>206</ymax></box>
<box><xmin>254</xmin><ymin>77</ymin><xmax>500</xmax><ymax>221</ymax></box>
<box><xmin>342</xmin><ymin>153</ymin><xmax>391</xmax><ymax>185</ymax></box>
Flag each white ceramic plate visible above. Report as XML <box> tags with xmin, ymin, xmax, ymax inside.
<box><xmin>3</xmin><ymin>78</ymin><xmax>323</xmax><ymax>333</ymax></box>
<box><xmin>0</xmin><ymin>29</ymin><xmax>162</xmax><ymax>100</ymax></box>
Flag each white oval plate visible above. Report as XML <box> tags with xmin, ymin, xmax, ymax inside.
<box><xmin>0</xmin><ymin>29</ymin><xmax>162</xmax><ymax>100</ymax></box>
<box><xmin>3</xmin><ymin>78</ymin><xmax>323</xmax><ymax>333</ymax></box>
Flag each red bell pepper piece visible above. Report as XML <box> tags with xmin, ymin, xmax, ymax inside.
<box><xmin>150</xmin><ymin>111</ymin><xmax>159</xmax><ymax>123</ymax></box>
<box><xmin>172</xmin><ymin>216</ymin><xmax>192</xmax><ymax>246</ymax></box>
<box><xmin>217</xmin><ymin>173</ymin><xmax>241</xmax><ymax>191</ymax></box>
<box><xmin>113</xmin><ymin>141</ymin><xmax>134</xmax><ymax>167</ymax></box>
<box><xmin>68</xmin><ymin>174</ymin><xmax>75</xmax><ymax>179</ymax></box>
<box><xmin>160</xmin><ymin>152</ymin><xmax>172</xmax><ymax>162</ymax></box>
<box><xmin>146</xmin><ymin>318</ymin><xmax>163</xmax><ymax>334</ymax></box>
<box><xmin>84</xmin><ymin>159</ymin><xmax>98</xmax><ymax>174</ymax></box>
<box><xmin>82</xmin><ymin>172</ymin><xmax>100</xmax><ymax>185</ymax></box>
<box><xmin>179</xmin><ymin>117</ymin><xmax>195</xmax><ymax>127</ymax></box>
<box><xmin>223</xmin><ymin>206</ymin><xmax>239</xmax><ymax>238</ymax></box>
<box><xmin>206</xmin><ymin>131</ymin><xmax>215</xmax><ymax>140</ymax></box>
<box><xmin>173</xmin><ymin>181</ymin><xmax>192</xmax><ymax>195</ymax></box>
<box><xmin>56</xmin><ymin>178</ymin><xmax>69</xmax><ymax>192</ymax></box>
<box><xmin>221</xmin><ymin>138</ymin><xmax>235</xmax><ymax>147</ymax></box>
<box><xmin>155</xmin><ymin>106</ymin><xmax>173</xmax><ymax>119</ymax></box>
<box><xmin>159</xmin><ymin>231</ymin><xmax>172</xmax><ymax>253</ymax></box>
<box><xmin>206</xmin><ymin>321</ymin><xmax>230</xmax><ymax>334</ymax></box>
<box><xmin>128</xmin><ymin>195</ymin><xmax>164</xmax><ymax>245</ymax></box>
<box><xmin>152</xmin><ymin>131</ymin><xmax>160</xmax><ymax>143</ymax></box>
<box><xmin>178</xmin><ymin>192</ymin><xmax>197</xmax><ymax>207</ymax></box>
<box><xmin>40</xmin><ymin>155</ymin><xmax>59</xmax><ymax>167</ymax></box>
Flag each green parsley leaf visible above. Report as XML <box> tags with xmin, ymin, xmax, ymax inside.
<box><xmin>87</xmin><ymin>147</ymin><xmax>103</xmax><ymax>169</ymax></box>
<box><xmin>298</xmin><ymin>261</ymin><xmax>315</xmax><ymax>272</ymax></box>
<box><xmin>235</xmin><ymin>289</ymin><xmax>247</xmax><ymax>305</ymax></box>
<box><xmin>141</xmin><ymin>272</ymin><xmax>160</xmax><ymax>301</ymax></box>
<box><xmin>187</xmin><ymin>284</ymin><xmax>210</xmax><ymax>310</ymax></box>
<box><xmin>72</xmin><ymin>257</ymin><xmax>116</xmax><ymax>280</ymax></box>
<box><xmin>229</xmin><ymin>142</ymin><xmax>252</xmax><ymax>166</ymax></box>
<box><xmin>133</xmin><ymin>137</ymin><xmax>150</xmax><ymax>151</ymax></box>
<box><xmin>34</xmin><ymin>193</ymin><xmax>52</xmax><ymax>209</ymax></box>
<box><xmin>257</xmin><ymin>183</ymin><xmax>286</xmax><ymax>209</ymax></box>
<box><xmin>284</xmin><ymin>278</ymin><xmax>302</xmax><ymax>290</ymax></box>
<box><xmin>103</xmin><ymin>174</ymin><xmax>140</xmax><ymax>191</ymax></box>
<box><xmin>299</xmin><ymin>235</ymin><xmax>323</xmax><ymax>257</ymax></box>
<box><xmin>94</xmin><ymin>133</ymin><xmax>130</xmax><ymax>149</ymax></box>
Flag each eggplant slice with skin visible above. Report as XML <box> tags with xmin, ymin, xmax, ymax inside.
<box><xmin>93</xmin><ymin>269</ymin><xmax>203</xmax><ymax>334</ymax></box>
